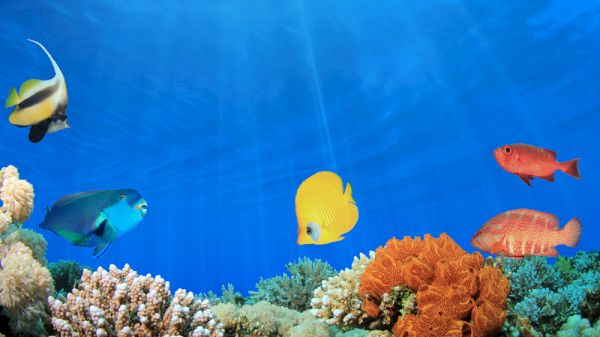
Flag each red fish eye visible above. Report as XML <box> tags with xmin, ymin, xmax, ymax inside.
<box><xmin>505</xmin><ymin>146</ymin><xmax>511</xmax><ymax>154</ymax></box>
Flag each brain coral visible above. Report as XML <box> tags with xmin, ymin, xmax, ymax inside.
<box><xmin>360</xmin><ymin>233</ymin><xmax>509</xmax><ymax>337</ymax></box>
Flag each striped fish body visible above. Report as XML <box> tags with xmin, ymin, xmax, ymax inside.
<box><xmin>471</xmin><ymin>209</ymin><xmax>582</xmax><ymax>258</ymax></box>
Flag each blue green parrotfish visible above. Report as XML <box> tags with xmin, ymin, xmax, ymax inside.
<box><xmin>39</xmin><ymin>189</ymin><xmax>148</xmax><ymax>257</ymax></box>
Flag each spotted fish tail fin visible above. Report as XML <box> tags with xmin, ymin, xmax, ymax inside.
<box><xmin>561</xmin><ymin>217</ymin><xmax>582</xmax><ymax>248</ymax></box>
<box><xmin>560</xmin><ymin>158</ymin><xmax>581</xmax><ymax>179</ymax></box>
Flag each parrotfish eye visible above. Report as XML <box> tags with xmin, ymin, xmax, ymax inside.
<box><xmin>505</xmin><ymin>146</ymin><xmax>511</xmax><ymax>154</ymax></box>
<box><xmin>120</xmin><ymin>194</ymin><xmax>125</xmax><ymax>200</ymax></box>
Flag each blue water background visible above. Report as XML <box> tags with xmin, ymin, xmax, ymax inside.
<box><xmin>1</xmin><ymin>1</ymin><xmax>599</xmax><ymax>295</ymax></box>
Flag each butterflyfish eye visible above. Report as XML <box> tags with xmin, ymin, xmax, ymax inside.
<box><xmin>505</xmin><ymin>147</ymin><xmax>511</xmax><ymax>153</ymax></box>
<box><xmin>306</xmin><ymin>227</ymin><xmax>312</xmax><ymax>235</ymax></box>
<box><xmin>120</xmin><ymin>194</ymin><xmax>125</xmax><ymax>200</ymax></box>
<box><xmin>306</xmin><ymin>222</ymin><xmax>321</xmax><ymax>242</ymax></box>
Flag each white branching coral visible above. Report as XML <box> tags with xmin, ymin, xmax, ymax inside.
<box><xmin>48</xmin><ymin>264</ymin><xmax>225</xmax><ymax>337</ymax></box>
<box><xmin>0</xmin><ymin>165</ymin><xmax>34</xmax><ymax>224</ymax></box>
<box><xmin>311</xmin><ymin>251</ymin><xmax>375</xmax><ymax>326</ymax></box>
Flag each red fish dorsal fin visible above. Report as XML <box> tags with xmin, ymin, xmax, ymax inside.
<box><xmin>510</xmin><ymin>208</ymin><xmax>560</xmax><ymax>230</ymax></box>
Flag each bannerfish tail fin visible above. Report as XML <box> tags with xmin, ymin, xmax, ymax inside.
<box><xmin>5</xmin><ymin>87</ymin><xmax>19</xmax><ymax>108</ymax></box>
<box><xmin>93</xmin><ymin>242</ymin><xmax>111</xmax><ymax>258</ymax></box>
<box><xmin>27</xmin><ymin>39</ymin><xmax>63</xmax><ymax>78</ymax></box>
<box><xmin>561</xmin><ymin>217</ymin><xmax>582</xmax><ymax>248</ymax></box>
<box><xmin>560</xmin><ymin>158</ymin><xmax>581</xmax><ymax>179</ymax></box>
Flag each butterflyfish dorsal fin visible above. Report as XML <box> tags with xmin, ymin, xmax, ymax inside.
<box><xmin>306</xmin><ymin>171</ymin><xmax>343</xmax><ymax>192</ymax></box>
<box><xmin>344</xmin><ymin>182</ymin><xmax>355</xmax><ymax>204</ymax></box>
<box><xmin>19</xmin><ymin>79</ymin><xmax>43</xmax><ymax>97</ymax></box>
<box><xmin>5</xmin><ymin>87</ymin><xmax>19</xmax><ymax>108</ymax></box>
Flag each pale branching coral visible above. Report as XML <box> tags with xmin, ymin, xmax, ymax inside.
<box><xmin>212</xmin><ymin>300</ymin><xmax>329</xmax><ymax>337</ymax></box>
<box><xmin>249</xmin><ymin>257</ymin><xmax>336</xmax><ymax>311</ymax></box>
<box><xmin>48</xmin><ymin>264</ymin><xmax>224</xmax><ymax>337</ymax></box>
<box><xmin>3</xmin><ymin>226</ymin><xmax>48</xmax><ymax>265</ymax></box>
<box><xmin>0</xmin><ymin>165</ymin><xmax>34</xmax><ymax>224</ymax></box>
<box><xmin>0</xmin><ymin>241</ymin><xmax>54</xmax><ymax>336</ymax></box>
<box><xmin>556</xmin><ymin>315</ymin><xmax>600</xmax><ymax>337</ymax></box>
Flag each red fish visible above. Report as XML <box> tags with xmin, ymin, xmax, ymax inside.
<box><xmin>471</xmin><ymin>209</ymin><xmax>581</xmax><ymax>258</ymax></box>
<box><xmin>494</xmin><ymin>143</ymin><xmax>580</xmax><ymax>186</ymax></box>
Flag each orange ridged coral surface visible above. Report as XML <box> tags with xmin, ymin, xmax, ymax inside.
<box><xmin>359</xmin><ymin>233</ymin><xmax>509</xmax><ymax>337</ymax></box>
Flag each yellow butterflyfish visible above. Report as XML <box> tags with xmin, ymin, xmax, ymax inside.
<box><xmin>5</xmin><ymin>39</ymin><xmax>69</xmax><ymax>143</ymax></box>
<box><xmin>295</xmin><ymin>171</ymin><xmax>358</xmax><ymax>245</ymax></box>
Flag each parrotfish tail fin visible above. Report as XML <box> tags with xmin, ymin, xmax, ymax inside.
<box><xmin>5</xmin><ymin>87</ymin><xmax>19</xmax><ymax>108</ymax></box>
<box><xmin>93</xmin><ymin>242</ymin><xmax>111</xmax><ymax>258</ymax></box>
<box><xmin>27</xmin><ymin>39</ymin><xmax>63</xmax><ymax>78</ymax></box>
<box><xmin>561</xmin><ymin>217</ymin><xmax>582</xmax><ymax>248</ymax></box>
<box><xmin>344</xmin><ymin>182</ymin><xmax>355</xmax><ymax>204</ymax></box>
<box><xmin>560</xmin><ymin>158</ymin><xmax>581</xmax><ymax>179</ymax></box>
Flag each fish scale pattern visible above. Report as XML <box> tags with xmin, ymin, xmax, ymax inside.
<box><xmin>359</xmin><ymin>233</ymin><xmax>509</xmax><ymax>337</ymax></box>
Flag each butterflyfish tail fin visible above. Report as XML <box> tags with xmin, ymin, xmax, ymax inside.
<box><xmin>561</xmin><ymin>217</ymin><xmax>582</xmax><ymax>248</ymax></box>
<box><xmin>27</xmin><ymin>39</ymin><xmax>63</xmax><ymax>78</ymax></box>
<box><xmin>5</xmin><ymin>87</ymin><xmax>19</xmax><ymax>108</ymax></box>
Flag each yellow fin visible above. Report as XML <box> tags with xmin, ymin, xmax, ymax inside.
<box><xmin>5</xmin><ymin>87</ymin><xmax>19</xmax><ymax>108</ymax></box>
<box><xmin>344</xmin><ymin>182</ymin><xmax>355</xmax><ymax>203</ymax></box>
<box><xmin>305</xmin><ymin>171</ymin><xmax>343</xmax><ymax>191</ymax></box>
<box><xmin>19</xmin><ymin>79</ymin><xmax>43</xmax><ymax>97</ymax></box>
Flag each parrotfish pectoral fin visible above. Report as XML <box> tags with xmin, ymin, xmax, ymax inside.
<box><xmin>5</xmin><ymin>87</ymin><xmax>19</xmax><ymax>108</ymax></box>
<box><xmin>93</xmin><ymin>242</ymin><xmax>111</xmax><ymax>258</ymax></box>
<box><xmin>539</xmin><ymin>173</ymin><xmax>554</xmax><ymax>182</ymax></box>
<box><xmin>19</xmin><ymin>79</ymin><xmax>43</xmax><ymax>97</ymax></box>
<box><xmin>517</xmin><ymin>174</ymin><xmax>533</xmax><ymax>186</ymax></box>
<box><xmin>93</xmin><ymin>218</ymin><xmax>108</xmax><ymax>237</ymax></box>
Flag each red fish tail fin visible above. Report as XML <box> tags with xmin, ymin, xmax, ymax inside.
<box><xmin>560</xmin><ymin>158</ymin><xmax>581</xmax><ymax>179</ymax></box>
<box><xmin>561</xmin><ymin>217</ymin><xmax>582</xmax><ymax>248</ymax></box>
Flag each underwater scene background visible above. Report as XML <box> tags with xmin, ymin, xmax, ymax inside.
<box><xmin>0</xmin><ymin>1</ymin><xmax>599</xmax><ymax>336</ymax></box>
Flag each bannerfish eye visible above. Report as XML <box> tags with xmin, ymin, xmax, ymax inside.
<box><xmin>120</xmin><ymin>194</ymin><xmax>125</xmax><ymax>200</ymax></box>
<box><xmin>505</xmin><ymin>147</ymin><xmax>511</xmax><ymax>153</ymax></box>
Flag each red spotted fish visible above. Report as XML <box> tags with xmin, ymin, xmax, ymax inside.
<box><xmin>471</xmin><ymin>209</ymin><xmax>581</xmax><ymax>258</ymax></box>
<box><xmin>493</xmin><ymin>144</ymin><xmax>580</xmax><ymax>186</ymax></box>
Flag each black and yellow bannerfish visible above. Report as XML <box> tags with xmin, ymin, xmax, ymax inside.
<box><xmin>5</xmin><ymin>39</ymin><xmax>69</xmax><ymax>143</ymax></box>
<box><xmin>295</xmin><ymin>171</ymin><xmax>359</xmax><ymax>245</ymax></box>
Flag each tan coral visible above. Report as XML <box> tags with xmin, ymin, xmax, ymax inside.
<box><xmin>311</xmin><ymin>251</ymin><xmax>375</xmax><ymax>326</ymax></box>
<box><xmin>360</xmin><ymin>233</ymin><xmax>509</xmax><ymax>337</ymax></box>
<box><xmin>0</xmin><ymin>165</ymin><xmax>34</xmax><ymax>224</ymax></box>
<box><xmin>48</xmin><ymin>264</ymin><xmax>224</xmax><ymax>337</ymax></box>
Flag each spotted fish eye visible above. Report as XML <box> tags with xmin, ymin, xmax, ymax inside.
<box><xmin>120</xmin><ymin>194</ymin><xmax>126</xmax><ymax>200</ymax></box>
<box><xmin>505</xmin><ymin>146</ymin><xmax>511</xmax><ymax>154</ymax></box>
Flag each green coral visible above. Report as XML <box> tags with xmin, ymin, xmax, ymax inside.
<box><xmin>48</xmin><ymin>260</ymin><xmax>85</xmax><ymax>295</ymax></box>
<box><xmin>248</xmin><ymin>257</ymin><xmax>336</xmax><ymax>311</ymax></box>
<box><xmin>579</xmin><ymin>287</ymin><xmax>600</xmax><ymax>325</ymax></box>
<box><xmin>502</xmin><ymin>253</ymin><xmax>600</xmax><ymax>337</ymax></box>
<box><xmin>556</xmin><ymin>315</ymin><xmax>600</xmax><ymax>337</ymax></box>
<box><xmin>199</xmin><ymin>283</ymin><xmax>245</xmax><ymax>306</ymax></box>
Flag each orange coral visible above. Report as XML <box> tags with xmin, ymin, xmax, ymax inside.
<box><xmin>359</xmin><ymin>233</ymin><xmax>509</xmax><ymax>337</ymax></box>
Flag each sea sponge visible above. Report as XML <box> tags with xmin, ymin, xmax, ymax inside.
<box><xmin>0</xmin><ymin>165</ymin><xmax>34</xmax><ymax>223</ymax></box>
<box><xmin>0</xmin><ymin>241</ymin><xmax>54</xmax><ymax>336</ymax></box>
<box><xmin>311</xmin><ymin>252</ymin><xmax>375</xmax><ymax>326</ymax></box>
<box><xmin>48</xmin><ymin>264</ymin><xmax>224</xmax><ymax>337</ymax></box>
<box><xmin>212</xmin><ymin>300</ymin><xmax>329</xmax><ymax>337</ymax></box>
<box><xmin>359</xmin><ymin>233</ymin><xmax>509</xmax><ymax>337</ymax></box>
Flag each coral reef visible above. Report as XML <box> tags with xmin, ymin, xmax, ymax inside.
<box><xmin>48</xmin><ymin>260</ymin><xmax>86</xmax><ymax>295</ymax></box>
<box><xmin>0</xmin><ymin>165</ymin><xmax>54</xmax><ymax>336</ymax></box>
<box><xmin>199</xmin><ymin>283</ymin><xmax>245</xmax><ymax>306</ymax></box>
<box><xmin>579</xmin><ymin>287</ymin><xmax>600</xmax><ymax>325</ymax></box>
<box><xmin>556</xmin><ymin>315</ymin><xmax>600</xmax><ymax>337</ymax></box>
<box><xmin>502</xmin><ymin>253</ymin><xmax>600</xmax><ymax>336</ymax></box>
<box><xmin>311</xmin><ymin>252</ymin><xmax>376</xmax><ymax>327</ymax></box>
<box><xmin>213</xmin><ymin>300</ymin><xmax>330</xmax><ymax>337</ymax></box>
<box><xmin>249</xmin><ymin>257</ymin><xmax>336</xmax><ymax>311</ymax></box>
<box><xmin>48</xmin><ymin>264</ymin><xmax>224</xmax><ymax>336</ymax></box>
<box><xmin>359</xmin><ymin>233</ymin><xmax>509</xmax><ymax>337</ymax></box>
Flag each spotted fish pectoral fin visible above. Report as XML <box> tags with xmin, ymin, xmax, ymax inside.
<box><xmin>93</xmin><ymin>241</ymin><xmax>111</xmax><ymax>258</ymax></box>
<box><xmin>5</xmin><ymin>87</ymin><xmax>19</xmax><ymax>108</ymax></box>
<box><xmin>516</xmin><ymin>173</ymin><xmax>533</xmax><ymax>186</ymax></box>
<box><xmin>28</xmin><ymin>119</ymin><xmax>51</xmax><ymax>143</ymax></box>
